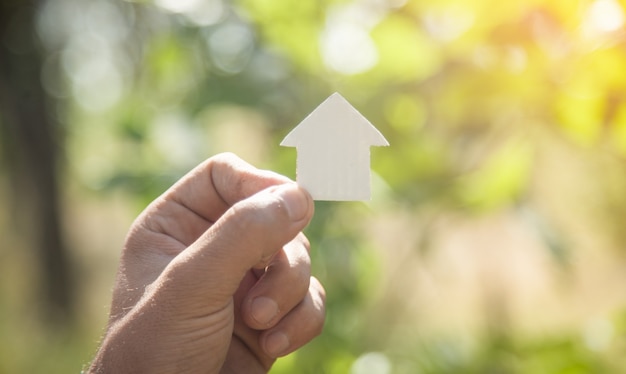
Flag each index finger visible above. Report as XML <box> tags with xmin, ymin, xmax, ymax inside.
<box><xmin>161</xmin><ymin>152</ymin><xmax>292</xmax><ymax>224</ymax></box>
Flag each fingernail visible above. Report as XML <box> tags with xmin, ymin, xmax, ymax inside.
<box><xmin>251</xmin><ymin>297</ymin><xmax>279</xmax><ymax>325</ymax></box>
<box><xmin>265</xmin><ymin>332</ymin><xmax>290</xmax><ymax>357</ymax></box>
<box><xmin>273</xmin><ymin>184</ymin><xmax>309</xmax><ymax>221</ymax></box>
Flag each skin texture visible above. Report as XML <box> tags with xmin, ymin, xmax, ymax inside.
<box><xmin>88</xmin><ymin>153</ymin><xmax>326</xmax><ymax>373</ymax></box>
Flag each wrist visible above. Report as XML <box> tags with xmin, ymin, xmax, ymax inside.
<box><xmin>90</xmin><ymin>299</ymin><xmax>230</xmax><ymax>374</ymax></box>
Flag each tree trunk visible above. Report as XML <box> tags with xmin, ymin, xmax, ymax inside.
<box><xmin>0</xmin><ymin>0</ymin><xmax>74</xmax><ymax>325</ymax></box>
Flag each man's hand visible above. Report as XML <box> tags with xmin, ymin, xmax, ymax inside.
<box><xmin>89</xmin><ymin>153</ymin><xmax>326</xmax><ymax>373</ymax></box>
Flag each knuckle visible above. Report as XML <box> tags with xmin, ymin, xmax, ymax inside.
<box><xmin>202</xmin><ymin>152</ymin><xmax>242</xmax><ymax>182</ymax></box>
<box><xmin>310</xmin><ymin>304</ymin><xmax>326</xmax><ymax>337</ymax></box>
<box><xmin>308</xmin><ymin>278</ymin><xmax>327</xmax><ymax>336</ymax></box>
<box><xmin>283</xmin><ymin>265</ymin><xmax>310</xmax><ymax>295</ymax></box>
<box><xmin>297</xmin><ymin>233</ymin><xmax>311</xmax><ymax>252</ymax></box>
<box><xmin>212</xmin><ymin>151</ymin><xmax>240</xmax><ymax>164</ymax></box>
<box><xmin>311</xmin><ymin>277</ymin><xmax>326</xmax><ymax>303</ymax></box>
<box><xmin>284</xmin><ymin>243</ymin><xmax>311</xmax><ymax>281</ymax></box>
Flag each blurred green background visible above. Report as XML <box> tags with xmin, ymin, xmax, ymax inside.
<box><xmin>2</xmin><ymin>0</ymin><xmax>626</xmax><ymax>372</ymax></box>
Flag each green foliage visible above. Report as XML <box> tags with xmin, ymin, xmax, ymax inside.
<box><xmin>3</xmin><ymin>0</ymin><xmax>626</xmax><ymax>372</ymax></box>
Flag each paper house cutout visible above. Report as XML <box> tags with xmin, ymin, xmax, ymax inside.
<box><xmin>281</xmin><ymin>92</ymin><xmax>389</xmax><ymax>201</ymax></box>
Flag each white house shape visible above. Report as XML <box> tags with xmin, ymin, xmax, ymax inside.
<box><xmin>281</xmin><ymin>92</ymin><xmax>389</xmax><ymax>201</ymax></box>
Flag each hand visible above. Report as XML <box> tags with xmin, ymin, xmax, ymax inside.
<box><xmin>88</xmin><ymin>153</ymin><xmax>326</xmax><ymax>373</ymax></box>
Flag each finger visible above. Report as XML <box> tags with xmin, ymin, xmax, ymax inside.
<box><xmin>260</xmin><ymin>277</ymin><xmax>326</xmax><ymax>358</ymax></box>
<box><xmin>242</xmin><ymin>234</ymin><xmax>311</xmax><ymax>330</ymax></box>
<box><xmin>164</xmin><ymin>152</ymin><xmax>291</xmax><ymax>222</ymax></box>
<box><xmin>165</xmin><ymin>183</ymin><xmax>315</xmax><ymax>305</ymax></box>
<box><xmin>140</xmin><ymin>153</ymin><xmax>292</xmax><ymax>246</ymax></box>
<box><xmin>136</xmin><ymin>198</ymin><xmax>212</xmax><ymax>247</ymax></box>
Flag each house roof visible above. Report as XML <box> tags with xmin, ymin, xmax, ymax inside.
<box><xmin>280</xmin><ymin>92</ymin><xmax>389</xmax><ymax>147</ymax></box>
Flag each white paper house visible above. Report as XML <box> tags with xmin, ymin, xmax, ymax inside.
<box><xmin>281</xmin><ymin>93</ymin><xmax>389</xmax><ymax>201</ymax></box>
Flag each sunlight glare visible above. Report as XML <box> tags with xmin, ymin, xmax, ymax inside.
<box><xmin>320</xmin><ymin>2</ymin><xmax>385</xmax><ymax>75</ymax></box>
<box><xmin>351</xmin><ymin>352</ymin><xmax>392</xmax><ymax>374</ymax></box>
<box><xmin>584</xmin><ymin>0</ymin><xmax>625</xmax><ymax>34</ymax></box>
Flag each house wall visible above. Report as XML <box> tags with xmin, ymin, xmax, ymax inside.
<box><xmin>296</xmin><ymin>142</ymin><xmax>371</xmax><ymax>201</ymax></box>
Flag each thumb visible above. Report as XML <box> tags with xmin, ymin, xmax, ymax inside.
<box><xmin>164</xmin><ymin>183</ymin><xmax>314</xmax><ymax>304</ymax></box>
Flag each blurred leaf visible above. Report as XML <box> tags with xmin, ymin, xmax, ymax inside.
<box><xmin>458</xmin><ymin>138</ymin><xmax>533</xmax><ymax>211</ymax></box>
<box><xmin>610</xmin><ymin>103</ymin><xmax>626</xmax><ymax>155</ymax></box>
<box><xmin>555</xmin><ymin>86</ymin><xmax>604</xmax><ymax>148</ymax></box>
<box><xmin>370</xmin><ymin>13</ymin><xmax>442</xmax><ymax>83</ymax></box>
